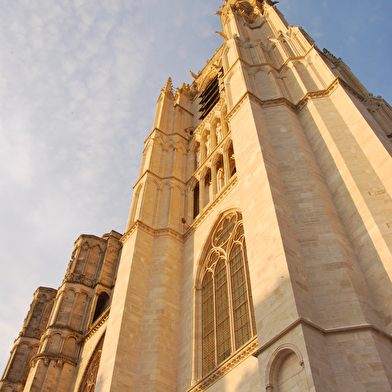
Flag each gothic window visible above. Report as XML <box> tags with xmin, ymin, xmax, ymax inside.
<box><xmin>199</xmin><ymin>69</ymin><xmax>223</xmax><ymax>120</ymax></box>
<box><xmin>92</xmin><ymin>292</ymin><xmax>110</xmax><ymax>323</ymax></box>
<box><xmin>193</xmin><ymin>184</ymin><xmax>200</xmax><ymax>219</ymax></box>
<box><xmin>200</xmin><ymin>211</ymin><xmax>255</xmax><ymax>376</ymax></box>
<box><xmin>79</xmin><ymin>335</ymin><xmax>105</xmax><ymax>392</ymax></box>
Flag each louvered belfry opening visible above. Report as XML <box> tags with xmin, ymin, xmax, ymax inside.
<box><xmin>199</xmin><ymin>69</ymin><xmax>223</xmax><ymax>120</ymax></box>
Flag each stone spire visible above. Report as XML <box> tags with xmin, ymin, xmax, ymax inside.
<box><xmin>163</xmin><ymin>77</ymin><xmax>174</xmax><ymax>98</ymax></box>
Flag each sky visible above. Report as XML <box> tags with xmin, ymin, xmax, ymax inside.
<box><xmin>0</xmin><ymin>0</ymin><xmax>391</xmax><ymax>374</ymax></box>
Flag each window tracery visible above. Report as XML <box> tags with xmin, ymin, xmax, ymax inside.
<box><xmin>199</xmin><ymin>211</ymin><xmax>255</xmax><ymax>376</ymax></box>
<box><xmin>79</xmin><ymin>335</ymin><xmax>104</xmax><ymax>392</ymax></box>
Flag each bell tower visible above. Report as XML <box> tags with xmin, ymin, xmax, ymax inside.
<box><xmin>2</xmin><ymin>1</ymin><xmax>392</xmax><ymax>391</ymax></box>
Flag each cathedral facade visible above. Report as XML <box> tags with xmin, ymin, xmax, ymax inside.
<box><xmin>2</xmin><ymin>0</ymin><xmax>392</xmax><ymax>391</ymax></box>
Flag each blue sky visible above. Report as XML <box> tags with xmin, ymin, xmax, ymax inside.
<box><xmin>0</xmin><ymin>0</ymin><xmax>391</xmax><ymax>373</ymax></box>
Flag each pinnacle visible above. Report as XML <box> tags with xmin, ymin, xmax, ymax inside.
<box><xmin>164</xmin><ymin>77</ymin><xmax>174</xmax><ymax>95</ymax></box>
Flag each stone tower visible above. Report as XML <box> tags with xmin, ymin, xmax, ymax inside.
<box><xmin>2</xmin><ymin>0</ymin><xmax>392</xmax><ymax>391</ymax></box>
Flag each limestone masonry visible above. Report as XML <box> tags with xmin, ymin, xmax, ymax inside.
<box><xmin>2</xmin><ymin>0</ymin><xmax>392</xmax><ymax>391</ymax></box>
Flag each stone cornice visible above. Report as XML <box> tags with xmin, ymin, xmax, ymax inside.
<box><xmin>121</xmin><ymin>220</ymin><xmax>155</xmax><ymax>244</ymax></box>
<box><xmin>85</xmin><ymin>306</ymin><xmax>110</xmax><ymax>341</ymax></box>
<box><xmin>133</xmin><ymin>170</ymin><xmax>187</xmax><ymax>191</ymax></box>
<box><xmin>252</xmin><ymin>317</ymin><xmax>392</xmax><ymax>359</ymax></box>
<box><xmin>173</xmin><ymin>102</ymin><xmax>194</xmax><ymax>117</ymax></box>
<box><xmin>222</xmin><ymin>44</ymin><xmax>318</xmax><ymax>80</ymax></box>
<box><xmin>187</xmin><ymin>336</ymin><xmax>258</xmax><ymax>392</ymax></box>
<box><xmin>42</xmin><ymin>325</ymin><xmax>84</xmax><ymax>340</ymax></box>
<box><xmin>121</xmin><ymin>220</ymin><xmax>184</xmax><ymax>244</ymax></box>
<box><xmin>154</xmin><ymin>227</ymin><xmax>184</xmax><ymax>242</ymax></box>
<box><xmin>31</xmin><ymin>353</ymin><xmax>77</xmax><ymax>368</ymax></box>
<box><xmin>143</xmin><ymin>127</ymin><xmax>190</xmax><ymax>147</ymax></box>
<box><xmin>226</xmin><ymin>77</ymin><xmax>363</xmax><ymax>122</ymax></box>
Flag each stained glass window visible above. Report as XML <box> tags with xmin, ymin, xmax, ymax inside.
<box><xmin>201</xmin><ymin>211</ymin><xmax>255</xmax><ymax>376</ymax></box>
<box><xmin>202</xmin><ymin>272</ymin><xmax>215</xmax><ymax>375</ymax></box>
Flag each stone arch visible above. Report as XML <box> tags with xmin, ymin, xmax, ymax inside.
<box><xmin>169</xmin><ymin>184</ymin><xmax>185</xmax><ymax>231</ymax></box>
<box><xmin>193</xmin><ymin>208</ymin><xmax>254</xmax><ymax>379</ymax></box>
<box><xmin>194</xmin><ymin>207</ymin><xmax>243</xmax><ymax>288</ymax></box>
<box><xmin>255</xmin><ymin>67</ymin><xmax>279</xmax><ymax>101</ymax></box>
<box><xmin>69</xmin><ymin>291</ymin><xmax>89</xmax><ymax>332</ymax></box>
<box><xmin>157</xmin><ymin>182</ymin><xmax>172</xmax><ymax>228</ymax></box>
<box><xmin>7</xmin><ymin>342</ymin><xmax>30</xmax><ymax>381</ymax></box>
<box><xmin>265</xmin><ymin>344</ymin><xmax>307</xmax><ymax>392</ymax></box>
<box><xmin>84</xmin><ymin>244</ymin><xmax>103</xmax><ymax>284</ymax></box>
<box><xmin>78</xmin><ymin>334</ymin><xmax>105</xmax><ymax>392</ymax></box>
<box><xmin>189</xmin><ymin>138</ymin><xmax>201</xmax><ymax>172</ymax></box>
<box><xmin>140</xmin><ymin>178</ymin><xmax>159</xmax><ymax>227</ymax></box>
<box><xmin>127</xmin><ymin>183</ymin><xmax>143</xmax><ymax>230</ymax></box>
<box><xmin>74</xmin><ymin>242</ymin><xmax>89</xmax><ymax>276</ymax></box>
<box><xmin>62</xmin><ymin>336</ymin><xmax>78</xmax><ymax>359</ymax></box>
<box><xmin>201</xmin><ymin>126</ymin><xmax>212</xmax><ymax>160</ymax></box>
<box><xmin>150</xmin><ymin>137</ymin><xmax>163</xmax><ymax>174</ymax></box>
<box><xmin>199</xmin><ymin>68</ymin><xmax>220</xmax><ymax>93</ymax></box>
<box><xmin>47</xmin><ymin>333</ymin><xmax>62</xmax><ymax>354</ymax></box>
<box><xmin>188</xmin><ymin>177</ymin><xmax>200</xmax><ymax>221</ymax></box>
<box><xmin>139</xmin><ymin>139</ymin><xmax>152</xmax><ymax>177</ymax></box>
<box><xmin>24</xmin><ymin>293</ymin><xmax>47</xmax><ymax>337</ymax></box>
<box><xmin>282</xmin><ymin>66</ymin><xmax>303</xmax><ymax>103</ymax></box>
<box><xmin>295</xmin><ymin>60</ymin><xmax>318</xmax><ymax>92</ymax></box>
<box><xmin>20</xmin><ymin>344</ymin><xmax>39</xmax><ymax>383</ymax></box>
<box><xmin>161</xmin><ymin>139</ymin><xmax>176</xmax><ymax>177</ymax></box>
<box><xmin>173</xmin><ymin>141</ymin><xmax>187</xmax><ymax>181</ymax></box>
<box><xmin>92</xmin><ymin>291</ymin><xmax>110</xmax><ymax>323</ymax></box>
<box><xmin>57</xmin><ymin>288</ymin><xmax>76</xmax><ymax>325</ymax></box>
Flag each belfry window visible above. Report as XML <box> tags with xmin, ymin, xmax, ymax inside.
<box><xmin>200</xmin><ymin>211</ymin><xmax>255</xmax><ymax>376</ymax></box>
<box><xmin>199</xmin><ymin>69</ymin><xmax>223</xmax><ymax>120</ymax></box>
<box><xmin>92</xmin><ymin>292</ymin><xmax>110</xmax><ymax>323</ymax></box>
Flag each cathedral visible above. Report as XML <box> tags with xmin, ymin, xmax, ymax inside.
<box><xmin>2</xmin><ymin>0</ymin><xmax>392</xmax><ymax>390</ymax></box>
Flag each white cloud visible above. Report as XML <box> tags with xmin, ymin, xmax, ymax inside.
<box><xmin>0</xmin><ymin>0</ymin><xmax>390</xmax><ymax>376</ymax></box>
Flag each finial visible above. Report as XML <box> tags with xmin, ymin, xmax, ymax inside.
<box><xmin>163</xmin><ymin>77</ymin><xmax>174</xmax><ymax>98</ymax></box>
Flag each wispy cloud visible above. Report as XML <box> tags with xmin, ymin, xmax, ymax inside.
<box><xmin>0</xmin><ymin>0</ymin><xmax>390</xmax><ymax>375</ymax></box>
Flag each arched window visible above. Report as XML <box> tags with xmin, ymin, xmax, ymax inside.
<box><xmin>79</xmin><ymin>335</ymin><xmax>105</xmax><ymax>392</ymax></box>
<box><xmin>92</xmin><ymin>292</ymin><xmax>110</xmax><ymax>323</ymax></box>
<box><xmin>200</xmin><ymin>211</ymin><xmax>255</xmax><ymax>376</ymax></box>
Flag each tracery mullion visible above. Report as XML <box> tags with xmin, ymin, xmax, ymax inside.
<box><xmin>242</xmin><ymin>240</ymin><xmax>256</xmax><ymax>336</ymax></box>
<box><xmin>225</xmin><ymin>244</ymin><xmax>237</xmax><ymax>354</ymax></box>
<box><xmin>202</xmin><ymin>271</ymin><xmax>215</xmax><ymax>375</ymax></box>
<box><xmin>214</xmin><ymin>258</ymin><xmax>231</xmax><ymax>365</ymax></box>
<box><xmin>230</xmin><ymin>241</ymin><xmax>252</xmax><ymax>349</ymax></box>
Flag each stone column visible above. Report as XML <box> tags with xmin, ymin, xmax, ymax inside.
<box><xmin>223</xmin><ymin>147</ymin><xmax>231</xmax><ymax>184</ymax></box>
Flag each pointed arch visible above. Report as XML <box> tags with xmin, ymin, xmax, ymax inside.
<box><xmin>265</xmin><ymin>344</ymin><xmax>307</xmax><ymax>391</ymax></box>
<box><xmin>70</xmin><ymin>291</ymin><xmax>89</xmax><ymax>332</ymax></box>
<box><xmin>127</xmin><ymin>183</ymin><xmax>143</xmax><ymax>230</ymax></box>
<box><xmin>57</xmin><ymin>289</ymin><xmax>76</xmax><ymax>325</ymax></box>
<box><xmin>78</xmin><ymin>334</ymin><xmax>105</xmax><ymax>392</ymax></box>
<box><xmin>62</xmin><ymin>336</ymin><xmax>77</xmax><ymax>359</ymax></box>
<box><xmin>92</xmin><ymin>292</ymin><xmax>110</xmax><ymax>323</ymax></box>
<box><xmin>194</xmin><ymin>209</ymin><xmax>256</xmax><ymax>378</ymax></box>
<box><xmin>47</xmin><ymin>333</ymin><xmax>62</xmax><ymax>354</ymax></box>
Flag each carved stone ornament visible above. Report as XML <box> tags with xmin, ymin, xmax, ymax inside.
<box><xmin>79</xmin><ymin>346</ymin><xmax>103</xmax><ymax>392</ymax></box>
<box><xmin>322</xmin><ymin>48</ymin><xmax>342</xmax><ymax>65</ymax></box>
<box><xmin>363</xmin><ymin>93</ymin><xmax>384</xmax><ymax>113</ymax></box>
